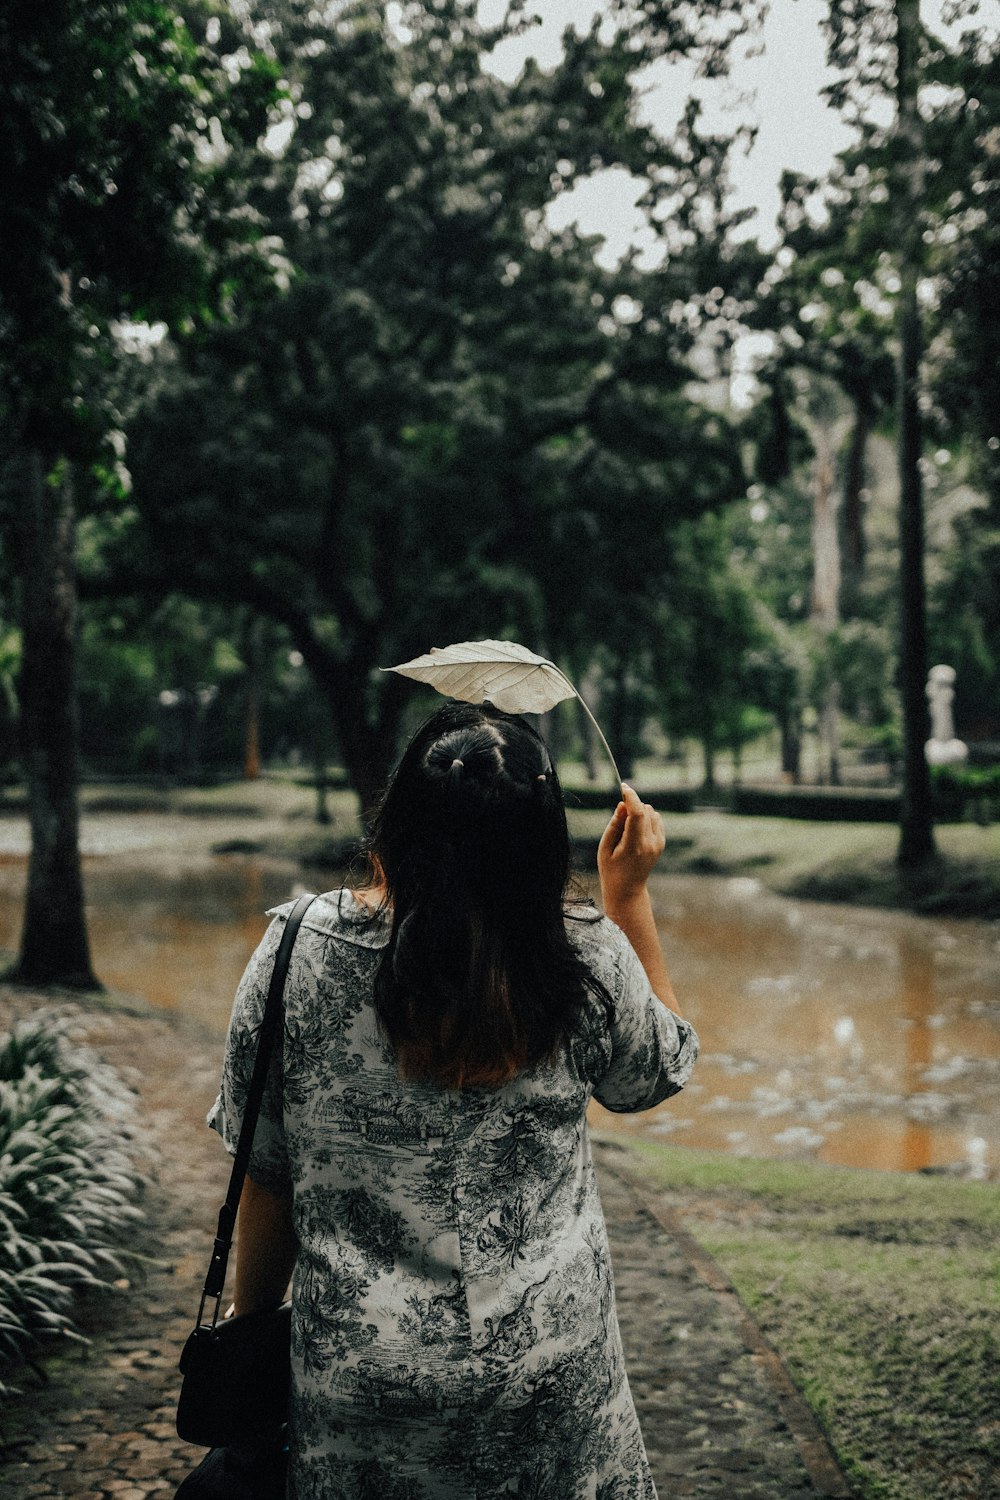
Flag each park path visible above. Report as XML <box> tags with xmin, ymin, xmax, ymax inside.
<box><xmin>0</xmin><ymin>986</ymin><xmax>853</xmax><ymax>1499</ymax></box>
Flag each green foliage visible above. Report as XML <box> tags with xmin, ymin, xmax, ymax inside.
<box><xmin>819</xmin><ymin>619</ymin><xmax>895</xmax><ymax>727</ymax></box>
<box><xmin>930</xmin><ymin>763</ymin><xmax>1000</xmax><ymax>823</ymax></box>
<box><xmin>929</xmin><ymin>512</ymin><xmax>1000</xmax><ymax>738</ymax></box>
<box><xmin>0</xmin><ymin>1016</ymin><xmax>143</xmax><ymax>1392</ymax></box>
<box><xmin>76</xmin><ymin>597</ymin><xmax>304</xmax><ymax>777</ymax></box>
<box><xmin>917</xmin><ymin>30</ymin><xmax>1000</xmax><ymax>511</ymax></box>
<box><xmin>743</xmin><ymin>374</ymin><xmax>812</xmax><ymax>487</ymax></box>
<box><xmin>728</xmin><ymin>5</ymin><xmax>1000</xmax><ymax>845</ymax></box>
<box><xmin>108</xmin><ymin>0</ymin><xmax>753</xmax><ymax>801</ymax></box>
<box><xmin>0</xmin><ymin>0</ymin><xmax>279</xmax><ymax>456</ymax></box>
<box><xmin>6</xmin><ymin>0</ymin><xmax>997</xmax><ymax>805</ymax></box>
<box><xmin>654</xmin><ymin>512</ymin><xmax>770</xmax><ymax>768</ymax></box>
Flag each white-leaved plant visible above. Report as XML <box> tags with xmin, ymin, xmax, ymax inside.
<box><xmin>0</xmin><ymin>1016</ymin><xmax>144</xmax><ymax>1399</ymax></box>
<box><xmin>384</xmin><ymin>639</ymin><xmax>622</xmax><ymax>786</ymax></box>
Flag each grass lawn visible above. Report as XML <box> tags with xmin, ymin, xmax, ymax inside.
<box><xmin>610</xmin><ymin>1136</ymin><xmax>1000</xmax><ymax>1500</ymax></box>
<box><xmin>565</xmin><ymin>807</ymin><xmax>1000</xmax><ymax>919</ymax></box>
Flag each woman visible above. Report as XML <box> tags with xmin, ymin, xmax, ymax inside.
<box><xmin>209</xmin><ymin>702</ymin><xmax>698</xmax><ymax>1499</ymax></box>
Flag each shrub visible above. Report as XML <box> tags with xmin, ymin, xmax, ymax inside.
<box><xmin>730</xmin><ymin>785</ymin><xmax>902</xmax><ymax>821</ymax></box>
<box><xmin>0</xmin><ymin>1015</ymin><xmax>144</xmax><ymax>1395</ymax></box>
<box><xmin>931</xmin><ymin>764</ymin><xmax>1000</xmax><ymax>823</ymax></box>
<box><xmin>731</xmin><ymin>775</ymin><xmax>999</xmax><ymax>823</ymax></box>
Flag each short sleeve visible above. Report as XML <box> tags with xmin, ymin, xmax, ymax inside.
<box><xmin>207</xmin><ymin>914</ymin><xmax>292</xmax><ymax>1194</ymax></box>
<box><xmin>590</xmin><ymin>921</ymin><xmax>699</xmax><ymax>1114</ymax></box>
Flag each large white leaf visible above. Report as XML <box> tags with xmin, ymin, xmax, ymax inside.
<box><xmin>385</xmin><ymin>639</ymin><xmax>576</xmax><ymax>714</ymax></box>
<box><xmin>383</xmin><ymin>639</ymin><xmax>621</xmax><ymax>784</ymax></box>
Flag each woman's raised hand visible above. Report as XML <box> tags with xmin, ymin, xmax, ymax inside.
<box><xmin>597</xmin><ymin>784</ymin><xmax>666</xmax><ymax>911</ymax></box>
<box><xmin>596</xmin><ymin>786</ymin><xmax>677</xmax><ymax>1007</ymax></box>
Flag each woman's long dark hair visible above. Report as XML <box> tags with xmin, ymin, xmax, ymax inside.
<box><xmin>364</xmin><ymin>702</ymin><xmax>605</xmax><ymax>1090</ymax></box>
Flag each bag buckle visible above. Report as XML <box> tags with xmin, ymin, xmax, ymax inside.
<box><xmin>196</xmin><ymin>1288</ymin><xmax>223</xmax><ymax>1330</ymax></box>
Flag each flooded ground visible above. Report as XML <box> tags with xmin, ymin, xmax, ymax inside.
<box><xmin>596</xmin><ymin>872</ymin><xmax>1000</xmax><ymax>1181</ymax></box>
<box><xmin>1</xmin><ymin>817</ymin><xmax>998</xmax><ymax>1179</ymax></box>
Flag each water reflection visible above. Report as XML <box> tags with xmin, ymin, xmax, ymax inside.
<box><xmin>0</xmin><ymin>851</ymin><xmax>299</xmax><ymax>1019</ymax></box>
<box><xmin>0</xmin><ymin>850</ymin><xmax>997</xmax><ymax>1179</ymax></box>
<box><xmin>587</xmin><ymin>873</ymin><xmax>1000</xmax><ymax>1180</ymax></box>
<box><xmin>899</xmin><ymin>933</ymin><xmax>935</xmax><ymax>1173</ymax></box>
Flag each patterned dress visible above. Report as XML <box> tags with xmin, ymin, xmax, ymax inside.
<box><xmin>209</xmin><ymin>889</ymin><xmax>698</xmax><ymax>1500</ymax></box>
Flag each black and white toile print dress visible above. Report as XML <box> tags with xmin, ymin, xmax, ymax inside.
<box><xmin>209</xmin><ymin>889</ymin><xmax>698</xmax><ymax>1500</ymax></box>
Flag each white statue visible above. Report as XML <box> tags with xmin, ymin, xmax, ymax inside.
<box><xmin>925</xmin><ymin>664</ymin><xmax>968</xmax><ymax>767</ymax></box>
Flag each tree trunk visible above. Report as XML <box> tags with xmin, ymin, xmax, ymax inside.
<box><xmin>701</xmin><ymin>732</ymin><xmax>716</xmax><ymax>791</ymax></box>
<box><xmin>313</xmin><ymin>730</ymin><xmax>331</xmax><ymax>826</ymax></box>
<box><xmin>894</xmin><ymin>0</ymin><xmax>937</xmax><ymax>869</ymax></box>
<box><xmin>810</xmin><ymin>430</ymin><xmax>840</xmax><ymax>627</ymax></box>
<box><xmin>820</xmin><ymin>679</ymin><xmax>842</xmax><ymax>787</ymax></box>
<box><xmin>810</xmin><ymin>425</ymin><xmax>842</xmax><ymax>789</ymax></box>
<box><xmin>575</xmin><ymin>696</ymin><xmax>597</xmax><ymax>781</ymax></box>
<box><xmin>243</xmin><ymin>615</ymin><xmax>262</xmax><ymax>781</ymax></box>
<box><xmin>605</xmin><ymin>666</ymin><xmax>636</xmax><ymax>784</ymax></box>
<box><xmin>731</xmin><ymin>733</ymin><xmax>743</xmax><ymax>786</ymax></box>
<box><xmin>842</xmin><ymin>393</ymin><xmax>871</xmax><ymax>591</ymax></box>
<box><xmin>328</xmin><ymin>673</ymin><xmax>401</xmax><ymax>827</ymax></box>
<box><xmin>10</xmin><ymin>454</ymin><xmax>99</xmax><ymax>989</ymax></box>
<box><xmin>780</xmin><ymin>710</ymin><xmax>802</xmax><ymax>783</ymax></box>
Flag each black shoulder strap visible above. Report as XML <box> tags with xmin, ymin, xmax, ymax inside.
<box><xmin>198</xmin><ymin>892</ymin><xmax>317</xmax><ymax>1327</ymax></box>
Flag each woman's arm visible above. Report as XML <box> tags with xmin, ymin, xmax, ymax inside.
<box><xmin>232</xmin><ymin>1176</ymin><xmax>298</xmax><ymax>1316</ymax></box>
<box><xmin>597</xmin><ymin>783</ymin><xmax>682</xmax><ymax>1016</ymax></box>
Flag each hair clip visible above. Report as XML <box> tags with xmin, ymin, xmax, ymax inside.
<box><xmin>451</xmin><ymin>758</ymin><xmax>464</xmax><ymax>769</ymax></box>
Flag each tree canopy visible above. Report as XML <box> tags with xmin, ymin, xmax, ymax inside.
<box><xmin>2</xmin><ymin>0</ymin><xmax>999</xmax><ymax>919</ymax></box>
<box><xmin>0</xmin><ymin>0</ymin><xmax>277</xmax><ymax>984</ymax></box>
<box><xmin>100</xmin><ymin>0</ymin><xmax>756</xmax><ymax>806</ymax></box>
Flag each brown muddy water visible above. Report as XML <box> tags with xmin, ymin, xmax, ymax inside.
<box><xmin>1</xmin><ymin>832</ymin><xmax>998</xmax><ymax>1180</ymax></box>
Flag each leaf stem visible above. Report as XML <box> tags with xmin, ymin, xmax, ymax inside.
<box><xmin>551</xmin><ymin>668</ymin><xmax>622</xmax><ymax>789</ymax></box>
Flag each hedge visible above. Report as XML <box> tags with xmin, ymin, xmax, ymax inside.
<box><xmin>731</xmin><ymin>785</ymin><xmax>903</xmax><ymax>822</ymax></box>
<box><xmin>731</xmin><ymin>780</ymin><xmax>997</xmax><ymax>823</ymax></box>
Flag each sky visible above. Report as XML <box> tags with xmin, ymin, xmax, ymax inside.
<box><xmin>479</xmin><ymin>0</ymin><xmax>1000</xmax><ymax>263</ymax></box>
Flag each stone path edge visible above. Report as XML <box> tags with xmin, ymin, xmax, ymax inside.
<box><xmin>597</xmin><ymin>1142</ymin><xmax>855</xmax><ymax>1500</ymax></box>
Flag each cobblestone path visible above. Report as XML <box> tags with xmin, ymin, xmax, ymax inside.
<box><xmin>0</xmin><ymin>988</ymin><xmax>852</xmax><ymax>1498</ymax></box>
<box><xmin>594</xmin><ymin>1141</ymin><xmax>852</xmax><ymax>1498</ymax></box>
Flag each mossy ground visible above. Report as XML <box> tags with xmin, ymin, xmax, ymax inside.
<box><xmin>566</xmin><ymin>807</ymin><xmax>1000</xmax><ymax>919</ymax></box>
<box><xmin>610</xmin><ymin>1137</ymin><xmax>1000</xmax><ymax>1500</ymax></box>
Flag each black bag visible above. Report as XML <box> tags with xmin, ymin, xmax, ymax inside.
<box><xmin>174</xmin><ymin>893</ymin><xmax>316</xmax><ymax>1498</ymax></box>
<box><xmin>175</xmin><ymin>1441</ymin><xmax>289</xmax><ymax>1500</ymax></box>
<box><xmin>176</xmin><ymin>1301</ymin><xmax>292</xmax><ymax>1446</ymax></box>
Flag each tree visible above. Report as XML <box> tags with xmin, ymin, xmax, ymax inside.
<box><xmin>928</xmin><ymin>512</ymin><xmax>1000</xmax><ymax>741</ymax></box>
<box><xmin>743</xmin><ymin>621</ymin><xmax>809</xmax><ymax>784</ymax></box>
<box><xmin>891</xmin><ymin>0</ymin><xmax>937</xmax><ymax>866</ymax></box>
<box><xmin>100</xmin><ymin>0</ymin><xmax>756</xmax><ymax>811</ymax></box>
<box><xmin>12</xmin><ymin>456</ymin><xmax>95</xmax><ymax>985</ymax></box>
<box><xmin>745</xmin><ymin>165</ymin><xmax>897</xmax><ymax>605</ymax></box>
<box><xmin>925</xmin><ymin>28</ymin><xmax>1000</xmax><ymax>737</ymax></box>
<box><xmin>0</xmin><ymin>1</ymin><xmax>277</xmax><ymax>985</ymax></box>
<box><xmin>815</xmin><ymin>0</ymin><xmax>949</xmax><ymax>862</ymax></box>
<box><xmin>739</xmin><ymin>0</ymin><xmax>1000</xmax><ymax>861</ymax></box>
<box><xmin>655</xmin><ymin>512</ymin><xmax>766</xmax><ymax>789</ymax></box>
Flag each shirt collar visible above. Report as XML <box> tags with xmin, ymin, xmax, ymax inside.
<box><xmin>266</xmin><ymin>888</ymin><xmax>390</xmax><ymax>949</ymax></box>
